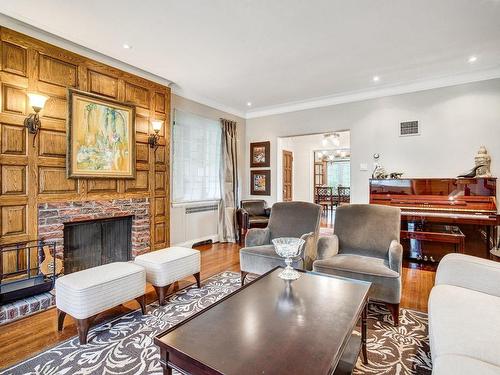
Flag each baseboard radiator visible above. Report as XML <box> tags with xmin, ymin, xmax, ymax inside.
<box><xmin>171</xmin><ymin>203</ymin><xmax>219</xmax><ymax>248</ymax></box>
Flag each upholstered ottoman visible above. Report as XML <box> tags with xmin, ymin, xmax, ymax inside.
<box><xmin>134</xmin><ymin>247</ymin><xmax>201</xmax><ymax>305</ymax></box>
<box><xmin>56</xmin><ymin>262</ymin><xmax>146</xmax><ymax>345</ymax></box>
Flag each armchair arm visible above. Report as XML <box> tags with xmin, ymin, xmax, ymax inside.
<box><xmin>435</xmin><ymin>253</ymin><xmax>500</xmax><ymax>297</ymax></box>
<box><xmin>236</xmin><ymin>208</ymin><xmax>249</xmax><ymax>230</ymax></box>
<box><xmin>316</xmin><ymin>235</ymin><xmax>339</xmax><ymax>260</ymax></box>
<box><xmin>245</xmin><ymin>227</ymin><xmax>271</xmax><ymax>247</ymax></box>
<box><xmin>388</xmin><ymin>239</ymin><xmax>403</xmax><ymax>274</ymax></box>
<box><xmin>299</xmin><ymin>232</ymin><xmax>317</xmax><ymax>271</ymax></box>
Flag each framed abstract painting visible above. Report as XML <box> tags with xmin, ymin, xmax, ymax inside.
<box><xmin>251</xmin><ymin>170</ymin><xmax>271</xmax><ymax>195</ymax></box>
<box><xmin>250</xmin><ymin>141</ymin><xmax>270</xmax><ymax>168</ymax></box>
<box><xmin>67</xmin><ymin>89</ymin><xmax>136</xmax><ymax>179</ymax></box>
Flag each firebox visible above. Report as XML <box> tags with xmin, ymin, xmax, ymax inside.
<box><xmin>63</xmin><ymin>216</ymin><xmax>132</xmax><ymax>274</ymax></box>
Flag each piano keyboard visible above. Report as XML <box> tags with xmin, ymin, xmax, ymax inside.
<box><xmin>402</xmin><ymin>210</ymin><xmax>494</xmax><ymax>220</ymax></box>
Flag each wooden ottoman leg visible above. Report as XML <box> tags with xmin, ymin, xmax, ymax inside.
<box><xmin>76</xmin><ymin>316</ymin><xmax>95</xmax><ymax>345</ymax></box>
<box><xmin>241</xmin><ymin>271</ymin><xmax>248</xmax><ymax>286</ymax></box>
<box><xmin>194</xmin><ymin>272</ymin><xmax>201</xmax><ymax>288</ymax></box>
<box><xmin>386</xmin><ymin>303</ymin><xmax>400</xmax><ymax>327</ymax></box>
<box><xmin>57</xmin><ymin>309</ymin><xmax>67</xmax><ymax>331</ymax></box>
<box><xmin>154</xmin><ymin>284</ymin><xmax>171</xmax><ymax>306</ymax></box>
<box><xmin>135</xmin><ymin>294</ymin><xmax>147</xmax><ymax>315</ymax></box>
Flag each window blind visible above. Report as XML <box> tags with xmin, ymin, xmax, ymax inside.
<box><xmin>172</xmin><ymin>110</ymin><xmax>221</xmax><ymax>203</ymax></box>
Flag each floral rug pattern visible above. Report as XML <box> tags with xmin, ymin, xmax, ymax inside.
<box><xmin>1</xmin><ymin>272</ymin><xmax>431</xmax><ymax>375</ymax></box>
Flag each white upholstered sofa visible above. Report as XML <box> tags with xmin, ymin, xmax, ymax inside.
<box><xmin>429</xmin><ymin>253</ymin><xmax>500</xmax><ymax>374</ymax></box>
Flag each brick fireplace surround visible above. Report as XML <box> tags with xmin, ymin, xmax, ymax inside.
<box><xmin>38</xmin><ymin>198</ymin><xmax>151</xmax><ymax>259</ymax></box>
<box><xmin>0</xmin><ymin>198</ymin><xmax>151</xmax><ymax>325</ymax></box>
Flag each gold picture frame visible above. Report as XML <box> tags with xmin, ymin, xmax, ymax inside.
<box><xmin>67</xmin><ymin>89</ymin><xmax>136</xmax><ymax>179</ymax></box>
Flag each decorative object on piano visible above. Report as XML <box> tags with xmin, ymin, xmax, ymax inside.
<box><xmin>457</xmin><ymin>164</ymin><xmax>486</xmax><ymax>178</ymax></box>
<box><xmin>250</xmin><ymin>141</ymin><xmax>270</xmax><ymax>168</ymax></box>
<box><xmin>474</xmin><ymin>146</ymin><xmax>492</xmax><ymax>177</ymax></box>
<box><xmin>372</xmin><ymin>164</ymin><xmax>388</xmax><ymax>179</ymax></box>
<box><xmin>389</xmin><ymin>172</ymin><xmax>404</xmax><ymax>179</ymax></box>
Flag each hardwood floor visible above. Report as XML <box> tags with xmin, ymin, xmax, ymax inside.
<box><xmin>0</xmin><ymin>241</ymin><xmax>433</xmax><ymax>369</ymax></box>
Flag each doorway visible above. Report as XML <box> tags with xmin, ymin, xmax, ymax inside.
<box><xmin>282</xmin><ymin>150</ymin><xmax>293</xmax><ymax>201</ymax></box>
<box><xmin>276</xmin><ymin>131</ymin><xmax>351</xmax><ymax>226</ymax></box>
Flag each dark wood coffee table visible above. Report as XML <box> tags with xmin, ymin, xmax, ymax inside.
<box><xmin>154</xmin><ymin>267</ymin><xmax>371</xmax><ymax>375</ymax></box>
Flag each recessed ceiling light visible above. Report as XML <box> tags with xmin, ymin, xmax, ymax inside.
<box><xmin>468</xmin><ymin>56</ymin><xmax>477</xmax><ymax>63</ymax></box>
<box><xmin>247</xmin><ymin>102</ymin><xmax>252</xmax><ymax>107</ymax></box>
<box><xmin>372</xmin><ymin>76</ymin><xmax>380</xmax><ymax>82</ymax></box>
<box><xmin>123</xmin><ymin>43</ymin><xmax>131</xmax><ymax>49</ymax></box>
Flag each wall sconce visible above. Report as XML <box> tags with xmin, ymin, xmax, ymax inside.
<box><xmin>148</xmin><ymin>120</ymin><xmax>163</xmax><ymax>151</ymax></box>
<box><xmin>24</xmin><ymin>93</ymin><xmax>49</xmax><ymax>144</ymax></box>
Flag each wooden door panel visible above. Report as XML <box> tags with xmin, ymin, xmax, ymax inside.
<box><xmin>1</xmin><ymin>165</ymin><xmax>26</xmax><ymax>195</ymax></box>
<box><xmin>2</xmin><ymin>41</ymin><xmax>27</xmax><ymax>76</ymax></box>
<box><xmin>38</xmin><ymin>54</ymin><xmax>78</xmax><ymax>87</ymax></box>
<box><xmin>2</xmin><ymin>84</ymin><xmax>26</xmax><ymax>114</ymax></box>
<box><xmin>1</xmin><ymin>205</ymin><xmax>26</xmax><ymax>236</ymax></box>
<box><xmin>282</xmin><ymin>150</ymin><xmax>293</xmax><ymax>201</ymax></box>
<box><xmin>38</xmin><ymin>130</ymin><xmax>66</xmax><ymax>157</ymax></box>
<box><xmin>88</xmin><ymin>70</ymin><xmax>118</xmax><ymax>98</ymax></box>
<box><xmin>1</xmin><ymin>124</ymin><xmax>26</xmax><ymax>155</ymax></box>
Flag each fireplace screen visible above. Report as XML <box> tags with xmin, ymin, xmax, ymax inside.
<box><xmin>63</xmin><ymin>216</ymin><xmax>132</xmax><ymax>274</ymax></box>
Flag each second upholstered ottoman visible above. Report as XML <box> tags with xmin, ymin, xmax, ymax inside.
<box><xmin>134</xmin><ymin>247</ymin><xmax>201</xmax><ymax>305</ymax></box>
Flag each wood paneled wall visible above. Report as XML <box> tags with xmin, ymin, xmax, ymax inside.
<box><xmin>0</xmin><ymin>27</ymin><xmax>170</xmax><ymax>249</ymax></box>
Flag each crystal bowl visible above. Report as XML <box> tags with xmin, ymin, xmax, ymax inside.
<box><xmin>272</xmin><ymin>237</ymin><xmax>305</xmax><ymax>280</ymax></box>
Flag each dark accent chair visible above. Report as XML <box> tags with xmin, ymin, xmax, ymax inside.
<box><xmin>239</xmin><ymin>201</ymin><xmax>322</xmax><ymax>285</ymax></box>
<box><xmin>313</xmin><ymin>204</ymin><xmax>403</xmax><ymax>326</ymax></box>
<box><xmin>236</xmin><ymin>200</ymin><xmax>271</xmax><ymax>241</ymax></box>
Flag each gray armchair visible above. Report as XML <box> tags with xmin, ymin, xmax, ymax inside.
<box><xmin>313</xmin><ymin>204</ymin><xmax>403</xmax><ymax>326</ymax></box>
<box><xmin>239</xmin><ymin>201</ymin><xmax>322</xmax><ymax>285</ymax></box>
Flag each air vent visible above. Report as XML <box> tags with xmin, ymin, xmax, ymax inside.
<box><xmin>399</xmin><ymin>121</ymin><xmax>420</xmax><ymax>137</ymax></box>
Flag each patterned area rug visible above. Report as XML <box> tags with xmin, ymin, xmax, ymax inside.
<box><xmin>1</xmin><ymin>271</ymin><xmax>432</xmax><ymax>375</ymax></box>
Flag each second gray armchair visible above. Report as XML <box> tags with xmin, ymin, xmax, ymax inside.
<box><xmin>313</xmin><ymin>204</ymin><xmax>403</xmax><ymax>326</ymax></box>
<box><xmin>239</xmin><ymin>201</ymin><xmax>322</xmax><ymax>285</ymax></box>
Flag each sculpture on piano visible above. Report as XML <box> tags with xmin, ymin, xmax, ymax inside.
<box><xmin>474</xmin><ymin>146</ymin><xmax>491</xmax><ymax>177</ymax></box>
<box><xmin>389</xmin><ymin>172</ymin><xmax>404</xmax><ymax>179</ymax></box>
<box><xmin>372</xmin><ymin>164</ymin><xmax>388</xmax><ymax>179</ymax></box>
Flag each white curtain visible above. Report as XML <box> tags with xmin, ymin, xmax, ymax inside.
<box><xmin>172</xmin><ymin>110</ymin><xmax>221</xmax><ymax>203</ymax></box>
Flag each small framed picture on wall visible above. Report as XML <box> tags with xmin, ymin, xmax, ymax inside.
<box><xmin>250</xmin><ymin>141</ymin><xmax>270</xmax><ymax>168</ymax></box>
<box><xmin>251</xmin><ymin>170</ymin><xmax>271</xmax><ymax>195</ymax></box>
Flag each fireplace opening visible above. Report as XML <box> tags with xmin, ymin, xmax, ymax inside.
<box><xmin>63</xmin><ymin>216</ymin><xmax>132</xmax><ymax>274</ymax></box>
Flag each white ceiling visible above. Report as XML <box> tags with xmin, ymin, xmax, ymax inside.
<box><xmin>1</xmin><ymin>0</ymin><xmax>500</xmax><ymax>118</ymax></box>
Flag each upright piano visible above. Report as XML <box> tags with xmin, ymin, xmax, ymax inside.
<box><xmin>369</xmin><ymin>178</ymin><xmax>498</xmax><ymax>262</ymax></box>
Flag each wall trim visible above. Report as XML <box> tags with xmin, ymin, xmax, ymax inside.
<box><xmin>245</xmin><ymin>68</ymin><xmax>500</xmax><ymax>119</ymax></box>
<box><xmin>171</xmin><ymin>86</ymin><xmax>246</xmax><ymax>119</ymax></box>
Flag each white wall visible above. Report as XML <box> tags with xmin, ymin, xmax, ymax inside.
<box><xmin>277</xmin><ymin>132</ymin><xmax>350</xmax><ymax>202</ymax></box>
<box><xmin>171</xmin><ymin>94</ymin><xmax>246</xmax><ymax>245</ymax></box>
<box><xmin>244</xmin><ymin>79</ymin><xmax>500</xmax><ymax>206</ymax></box>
